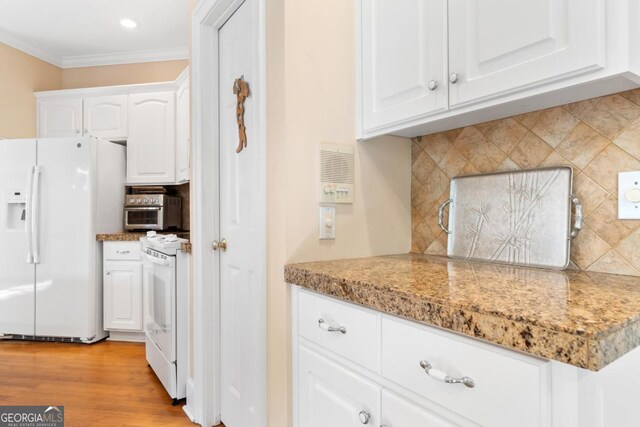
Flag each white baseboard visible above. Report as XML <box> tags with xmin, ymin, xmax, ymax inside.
<box><xmin>107</xmin><ymin>331</ymin><xmax>146</xmax><ymax>342</ymax></box>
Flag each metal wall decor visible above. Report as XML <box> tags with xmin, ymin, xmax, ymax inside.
<box><xmin>233</xmin><ymin>75</ymin><xmax>250</xmax><ymax>153</ymax></box>
<box><xmin>438</xmin><ymin>167</ymin><xmax>582</xmax><ymax>270</ymax></box>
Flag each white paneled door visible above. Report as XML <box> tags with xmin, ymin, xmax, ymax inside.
<box><xmin>218</xmin><ymin>2</ymin><xmax>264</xmax><ymax>426</ymax></box>
<box><xmin>448</xmin><ymin>0</ymin><xmax>605</xmax><ymax>107</ymax></box>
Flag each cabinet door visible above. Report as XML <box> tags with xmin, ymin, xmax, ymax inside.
<box><xmin>298</xmin><ymin>346</ymin><xmax>380</xmax><ymax>427</ymax></box>
<box><xmin>360</xmin><ymin>0</ymin><xmax>447</xmax><ymax>137</ymax></box>
<box><xmin>83</xmin><ymin>95</ymin><xmax>128</xmax><ymax>140</ymax></box>
<box><xmin>104</xmin><ymin>261</ymin><xmax>143</xmax><ymax>331</ymax></box>
<box><xmin>127</xmin><ymin>92</ymin><xmax>176</xmax><ymax>184</ymax></box>
<box><xmin>381</xmin><ymin>389</ymin><xmax>455</xmax><ymax>427</ymax></box>
<box><xmin>175</xmin><ymin>77</ymin><xmax>190</xmax><ymax>183</ymax></box>
<box><xmin>448</xmin><ymin>0</ymin><xmax>605</xmax><ymax>108</ymax></box>
<box><xmin>37</xmin><ymin>99</ymin><xmax>83</xmax><ymax>138</ymax></box>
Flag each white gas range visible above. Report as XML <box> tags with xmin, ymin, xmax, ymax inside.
<box><xmin>140</xmin><ymin>232</ymin><xmax>189</xmax><ymax>405</ymax></box>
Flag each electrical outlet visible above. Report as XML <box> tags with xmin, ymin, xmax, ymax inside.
<box><xmin>618</xmin><ymin>171</ymin><xmax>640</xmax><ymax>219</ymax></box>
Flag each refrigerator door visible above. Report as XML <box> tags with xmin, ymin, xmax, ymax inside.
<box><xmin>34</xmin><ymin>137</ymin><xmax>96</xmax><ymax>339</ymax></box>
<box><xmin>0</xmin><ymin>139</ymin><xmax>36</xmax><ymax>335</ymax></box>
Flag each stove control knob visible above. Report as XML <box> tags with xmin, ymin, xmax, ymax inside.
<box><xmin>144</xmin><ymin>198</ymin><xmax>149</xmax><ymax>204</ymax></box>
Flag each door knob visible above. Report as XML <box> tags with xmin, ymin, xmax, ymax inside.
<box><xmin>212</xmin><ymin>239</ymin><xmax>228</xmax><ymax>252</ymax></box>
<box><xmin>359</xmin><ymin>410</ymin><xmax>371</xmax><ymax>424</ymax></box>
<box><xmin>449</xmin><ymin>72</ymin><xmax>459</xmax><ymax>84</ymax></box>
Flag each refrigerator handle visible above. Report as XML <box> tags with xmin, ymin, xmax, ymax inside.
<box><xmin>25</xmin><ymin>166</ymin><xmax>35</xmax><ymax>264</ymax></box>
<box><xmin>31</xmin><ymin>165</ymin><xmax>41</xmax><ymax>264</ymax></box>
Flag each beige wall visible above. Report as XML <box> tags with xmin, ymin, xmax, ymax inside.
<box><xmin>0</xmin><ymin>43</ymin><xmax>62</xmax><ymax>138</ymax></box>
<box><xmin>0</xmin><ymin>41</ymin><xmax>188</xmax><ymax>137</ymax></box>
<box><xmin>61</xmin><ymin>60</ymin><xmax>189</xmax><ymax>89</ymax></box>
<box><xmin>267</xmin><ymin>0</ymin><xmax>412</xmax><ymax>425</ymax></box>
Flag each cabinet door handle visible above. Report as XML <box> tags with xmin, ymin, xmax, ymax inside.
<box><xmin>419</xmin><ymin>360</ymin><xmax>475</xmax><ymax>388</ymax></box>
<box><xmin>318</xmin><ymin>318</ymin><xmax>346</xmax><ymax>334</ymax></box>
<box><xmin>74</xmin><ymin>129</ymin><xmax>80</xmax><ymax>134</ymax></box>
<box><xmin>116</xmin><ymin>250</ymin><xmax>130</xmax><ymax>254</ymax></box>
<box><xmin>427</xmin><ymin>80</ymin><xmax>438</xmax><ymax>91</ymax></box>
<box><xmin>571</xmin><ymin>196</ymin><xmax>583</xmax><ymax>238</ymax></box>
<box><xmin>449</xmin><ymin>72</ymin><xmax>459</xmax><ymax>84</ymax></box>
<box><xmin>358</xmin><ymin>410</ymin><xmax>371</xmax><ymax>424</ymax></box>
<box><xmin>105</xmin><ymin>272</ymin><xmax>111</xmax><ymax>276</ymax></box>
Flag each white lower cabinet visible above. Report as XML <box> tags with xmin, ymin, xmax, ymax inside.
<box><xmin>103</xmin><ymin>242</ymin><xmax>144</xmax><ymax>338</ymax></box>
<box><xmin>381</xmin><ymin>389</ymin><xmax>454</xmax><ymax>427</ymax></box>
<box><xmin>381</xmin><ymin>317</ymin><xmax>547</xmax><ymax>426</ymax></box>
<box><xmin>104</xmin><ymin>261</ymin><xmax>142</xmax><ymax>331</ymax></box>
<box><xmin>292</xmin><ymin>285</ymin><xmax>640</xmax><ymax>427</ymax></box>
<box><xmin>298</xmin><ymin>346</ymin><xmax>380</xmax><ymax>427</ymax></box>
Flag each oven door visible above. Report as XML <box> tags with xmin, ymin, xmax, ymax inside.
<box><xmin>142</xmin><ymin>250</ymin><xmax>176</xmax><ymax>361</ymax></box>
<box><xmin>125</xmin><ymin>207</ymin><xmax>163</xmax><ymax>230</ymax></box>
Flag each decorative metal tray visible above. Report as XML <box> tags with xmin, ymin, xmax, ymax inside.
<box><xmin>438</xmin><ymin>167</ymin><xmax>582</xmax><ymax>270</ymax></box>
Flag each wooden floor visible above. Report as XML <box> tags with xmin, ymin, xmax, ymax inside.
<box><xmin>0</xmin><ymin>340</ymin><xmax>195</xmax><ymax>426</ymax></box>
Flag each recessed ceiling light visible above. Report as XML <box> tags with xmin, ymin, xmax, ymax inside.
<box><xmin>120</xmin><ymin>19</ymin><xmax>138</xmax><ymax>29</ymax></box>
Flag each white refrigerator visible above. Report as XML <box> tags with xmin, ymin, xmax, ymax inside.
<box><xmin>0</xmin><ymin>137</ymin><xmax>125</xmax><ymax>342</ymax></box>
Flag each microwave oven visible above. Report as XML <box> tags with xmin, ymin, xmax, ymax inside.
<box><xmin>124</xmin><ymin>194</ymin><xmax>182</xmax><ymax>231</ymax></box>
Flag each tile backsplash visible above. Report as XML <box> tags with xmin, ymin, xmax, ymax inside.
<box><xmin>411</xmin><ymin>90</ymin><xmax>640</xmax><ymax>277</ymax></box>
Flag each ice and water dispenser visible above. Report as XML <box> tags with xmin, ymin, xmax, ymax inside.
<box><xmin>6</xmin><ymin>190</ymin><xmax>27</xmax><ymax>231</ymax></box>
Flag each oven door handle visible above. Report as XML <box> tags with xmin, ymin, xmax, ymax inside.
<box><xmin>142</xmin><ymin>251</ymin><xmax>172</xmax><ymax>266</ymax></box>
<box><xmin>125</xmin><ymin>207</ymin><xmax>162</xmax><ymax>211</ymax></box>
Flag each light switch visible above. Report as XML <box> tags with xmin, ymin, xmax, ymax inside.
<box><xmin>319</xmin><ymin>206</ymin><xmax>336</xmax><ymax>239</ymax></box>
<box><xmin>618</xmin><ymin>171</ymin><xmax>640</xmax><ymax>219</ymax></box>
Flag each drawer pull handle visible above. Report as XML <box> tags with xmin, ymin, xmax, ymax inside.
<box><xmin>318</xmin><ymin>318</ymin><xmax>346</xmax><ymax>334</ymax></box>
<box><xmin>116</xmin><ymin>250</ymin><xmax>131</xmax><ymax>254</ymax></box>
<box><xmin>419</xmin><ymin>360</ymin><xmax>475</xmax><ymax>388</ymax></box>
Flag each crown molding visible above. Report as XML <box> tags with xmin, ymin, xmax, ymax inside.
<box><xmin>60</xmin><ymin>47</ymin><xmax>189</xmax><ymax>68</ymax></box>
<box><xmin>0</xmin><ymin>31</ymin><xmax>188</xmax><ymax>69</ymax></box>
<box><xmin>0</xmin><ymin>29</ymin><xmax>62</xmax><ymax>67</ymax></box>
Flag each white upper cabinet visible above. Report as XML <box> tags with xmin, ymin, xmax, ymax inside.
<box><xmin>127</xmin><ymin>92</ymin><xmax>176</xmax><ymax>185</ymax></box>
<box><xmin>360</xmin><ymin>0</ymin><xmax>447</xmax><ymax>134</ymax></box>
<box><xmin>175</xmin><ymin>69</ymin><xmax>190</xmax><ymax>183</ymax></box>
<box><xmin>35</xmin><ymin>72</ymin><xmax>189</xmax><ymax>185</ymax></box>
<box><xmin>448</xmin><ymin>0</ymin><xmax>605</xmax><ymax>108</ymax></box>
<box><xmin>83</xmin><ymin>95</ymin><xmax>128</xmax><ymax>140</ymax></box>
<box><xmin>357</xmin><ymin>0</ymin><xmax>638</xmax><ymax>139</ymax></box>
<box><xmin>38</xmin><ymin>99</ymin><xmax>83</xmax><ymax>138</ymax></box>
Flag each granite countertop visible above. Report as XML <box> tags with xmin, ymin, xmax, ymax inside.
<box><xmin>285</xmin><ymin>253</ymin><xmax>640</xmax><ymax>371</ymax></box>
<box><xmin>96</xmin><ymin>232</ymin><xmax>147</xmax><ymax>241</ymax></box>
<box><xmin>96</xmin><ymin>232</ymin><xmax>192</xmax><ymax>254</ymax></box>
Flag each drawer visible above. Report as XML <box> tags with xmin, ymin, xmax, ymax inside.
<box><xmin>297</xmin><ymin>289</ymin><xmax>379</xmax><ymax>372</ymax></box>
<box><xmin>381</xmin><ymin>317</ymin><xmax>549</xmax><ymax>427</ymax></box>
<box><xmin>104</xmin><ymin>241</ymin><xmax>142</xmax><ymax>261</ymax></box>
